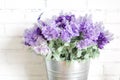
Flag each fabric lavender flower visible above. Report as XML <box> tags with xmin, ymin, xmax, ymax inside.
<box><xmin>24</xmin><ymin>25</ymin><xmax>42</xmax><ymax>46</ymax></box>
<box><xmin>60</xmin><ymin>29</ymin><xmax>72</xmax><ymax>42</ymax></box>
<box><xmin>55</xmin><ymin>14</ymin><xmax>75</xmax><ymax>29</ymax></box>
<box><xmin>41</xmin><ymin>25</ymin><xmax>60</xmax><ymax>40</ymax></box>
<box><xmin>55</xmin><ymin>14</ymin><xmax>80</xmax><ymax>42</ymax></box>
<box><xmin>79</xmin><ymin>15</ymin><xmax>103</xmax><ymax>40</ymax></box>
<box><xmin>96</xmin><ymin>31</ymin><xmax>113</xmax><ymax>49</ymax></box>
<box><xmin>77</xmin><ymin>39</ymin><xmax>95</xmax><ymax>50</ymax></box>
<box><xmin>65</xmin><ymin>22</ymin><xmax>79</xmax><ymax>37</ymax></box>
<box><xmin>24</xmin><ymin>24</ymin><xmax>51</xmax><ymax>55</ymax></box>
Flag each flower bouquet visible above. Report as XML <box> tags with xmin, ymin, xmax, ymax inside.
<box><xmin>23</xmin><ymin>12</ymin><xmax>113</xmax><ymax>80</ymax></box>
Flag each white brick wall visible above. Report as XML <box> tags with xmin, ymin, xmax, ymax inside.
<box><xmin>0</xmin><ymin>0</ymin><xmax>120</xmax><ymax>80</ymax></box>
<box><xmin>87</xmin><ymin>0</ymin><xmax>120</xmax><ymax>10</ymax></box>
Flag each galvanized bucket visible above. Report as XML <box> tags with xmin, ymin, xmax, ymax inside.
<box><xmin>45</xmin><ymin>60</ymin><xmax>90</xmax><ymax>80</ymax></box>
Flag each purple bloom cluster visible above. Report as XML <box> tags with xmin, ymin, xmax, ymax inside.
<box><xmin>24</xmin><ymin>24</ymin><xmax>50</xmax><ymax>55</ymax></box>
<box><xmin>41</xmin><ymin>25</ymin><xmax>60</xmax><ymax>40</ymax></box>
<box><xmin>24</xmin><ymin>13</ymin><xmax>113</xmax><ymax>55</ymax></box>
<box><xmin>77</xmin><ymin>15</ymin><xmax>109</xmax><ymax>49</ymax></box>
<box><xmin>79</xmin><ymin>15</ymin><xmax>103</xmax><ymax>40</ymax></box>
<box><xmin>24</xmin><ymin>25</ymin><xmax>42</xmax><ymax>46</ymax></box>
<box><xmin>77</xmin><ymin>39</ymin><xmax>95</xmax><ymax>50</ymax></box>
<box><xmin>38</xmin><ymin>14</ymin><xmax>80</xmax><ymax>42</ymax></box>
<box><xmin>96</xmin><ymin>31</ymin><xmax>113</xmax><ymax>49</ymax></box>
<box><xmin>40</xmin><ymin>14</ymin><xmax>112</xmax><ymax>49</ymax></box>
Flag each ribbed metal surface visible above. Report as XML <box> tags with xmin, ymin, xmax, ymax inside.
<box><xmin>45</xmin><ymin>60</ymin><xmax>90</xmax><ymax>80</ymax></box>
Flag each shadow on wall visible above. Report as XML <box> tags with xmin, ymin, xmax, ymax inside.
<box><xmin>1</xmin><ymin>30</ymin><xmax>47</xmax><ymax>80</ymax></box>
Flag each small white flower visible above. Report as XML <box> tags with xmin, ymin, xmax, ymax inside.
<box><xmin>32</xmin><ymin>36</ymin><xmax>51</xmax><ymax>56</ymax></box>
<box><xmin>33</xmin><ymin>45</ymin><xmax>51</xmax><ymax>56</ymax></box>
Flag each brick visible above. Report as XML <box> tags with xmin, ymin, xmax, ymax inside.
<box><xmin>0</xmin><ymin>64</ymin><xmax>45</xmax><ymax>76</ymax></box>
<box><xmin>0</xmin><ymin>51</ymin><xmax>7</xmax><ymax>64</ymax></box>
<box><xmin>104</xmin><ymin>11</ymin><xmax>120</xmax><ymax>24</ymax></box>
<box><xmin>89</xmin><ymin>60</ymin><xmax>103</xmax><ymax>75</ymax></box>
<box><xmin>104</xmin><ymin>63</ymin><xmax>120</xmax><ymax>75</ymax></box>
<box><xmin>5</xmin><ymin>50</ymin><xmax>43</xmax><ymax>64</ymax></box>
<box><xmin>88</xmin><ymin>0</ymin><xmax>120</xmax><ymax>10</ymax></box>
<box><xmin>104</xmin><ymin>23</ymin><xmax>120</xmax><ymax>37</ymax></box>
<box><xmin>5</xmin><ymin>23</ymin><xmax>33</xmax><ymax>37</ymax></box>
<box><xmin>89</xmin><ymin>10</ymin><xmax>106</xmax><ymax>23</ymax></box>
<box><xmin>47</xmin><ymin>0</ymin><xmax>87</xmax><ymax>10</ymax></box>
<box><xmin>104</xmin><ymin>76</ymin><xmax>119</xmax><ymax>80</ymax></box>
<box><xmin>0</xmin><ymin>76</ymin><xmax>43</xmax><ymax>80</ymax></box>
<box><xmin>24</xmin><ymin>12</ymin><xmax>42</xmax><ymax>23</ymax></box>
<box><xmin>0</xmin><ymin>37</ymin><xmax>24</xmax><ymax>49</ymax></box>
<box><xmin>0</xmin><ymin>0</ymin><xmax>5</xmax><ymax>9</ymax></box>
<box><xmin>0</xmin><ymin>12</ymin><xmax>25</xmax><ymax>23</ymax></box>
<box><xmin>99</xmin><ymin>50</ymin><xmax>120</xmax><ymax>62</ymax></box>
<box><xmin>5</xmin><ymin>0</ymin><xmax>45</xmax><ymax>9</ymax></box>
<box><xmin>88</xmin><ymin>76</ymin><xmax>103</xmax><ymax>80</ymax></box>
<box><xmin>0</xmin><ymin>24</ymin><xmax>5</xmax><ymax>36</ymax></box>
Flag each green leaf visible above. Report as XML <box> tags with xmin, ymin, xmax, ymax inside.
<box><xmin>57</xmin><ymin>46</ymin><xmax>64</xmax><ymax>53</ymax></box>
<box><xmin>88</xmin><ymin>46</ymin><xmax>100</xmax><ymax>58</ymax></box>
<box><xmin>53</xmin><ymin>53</ymin><xmax>61</xmax><ymax>61</ymax></box>
<box><xmin>47</xmin><ymin>39</ymin><xmax>100</xmax><ymax>61</ymax></box>
<box><xmin>92</xmin><ymin>48</ymin><xmax>100</xmax><ymax>58</ymax></box>
<box><xmin>77</xmin><ymin>50</ymin><xmax>82</xmax><ymax>57</ymax></box>
<box><xmin>70</xmin><ymin>43</ymin><xmax>76</xmax><ymax>49</ymax></box>
<box><xmin>49</xmin><ymin>40</ymin><xmax>54</xmax><ymax>48</ymax></box>
<box><xmin>84</xmin><ymin>54</ymin><xmax>89</xmax><ymax>60</ymax></box>
<box><xmin>64</xmin><ymin>42</ymin><xmax>70</xmax><ymax>46</ymax></box>
<box><xmin>46</xmin><ymin>53</ymin><xmax>52</xmax><ymax>60</ymax></box>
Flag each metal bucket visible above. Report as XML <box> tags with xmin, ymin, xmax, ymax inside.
<box><xmin>45</xmin><ymin>60</ymin><xmax>90</xmax><ymax>80</ymax></box>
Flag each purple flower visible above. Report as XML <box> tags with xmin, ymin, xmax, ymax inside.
<box><xmin>96</xmin><ymin>31</ymin><xmax>113</xmax><ymax>49</ymax></box>
<box><xmin>24</xmin><ymin>25</ymin><xmax>43</xmax><ymax>46</ymax></box>
<box><xmin>60</xmin><ymin>30</ymin><xmax>72</xmax><ymax>42</ymax></box>
<box><xmin>65</xmin><ymin>23</ymin><xmax>79</xmax><ymax>37</ymax></box>
<box><xmin>77</xmin><ymin>39</ymin><xmax>95</xmax><ymax>50</ymax></box>
<box><xmin>55</xmin><ymin>15</ymin><xmax>74</xmax><ymax>23</ymax></box>
<box><xmin>41</xmin><ymin>26</ymin><xmax>60</xmax><ymax>40</ymax></box>
<box><xmin>55</xmin><ymin>16</ymin><xmax>66</xmax><ymax>29</ymax></box>
<box><xmin>65</xmin><ymin>15</ymin><xmax>74</xmax><ymax>22</ymax></box>
<box><xmin>58</xmin><ymin>23</ymin><xmax>66</xmax><ymax>29</ymax></box>
<box><xmin>55</xmin><ymin>16</ymin><xmax>64</xmax><ymax>23</ymax></box>
<box><xmin>37</xmin><ymin>13</ymin><xmax>113</xmax><ymax>49</ymax></box>
<box><xmin>55</xmin><ymin>14</ymin><xmax>75</xmax><ymax>29</ymax></box>
<box><xmin>79</xmin><ymin>15</ymin><xmax>103</xmax><ymax>40</ymax></box>
<box><xmin>24</xmin><ymin>24</ymin><xmax>50</xmax><ymax>55</ymax></box>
